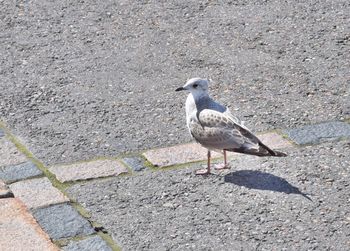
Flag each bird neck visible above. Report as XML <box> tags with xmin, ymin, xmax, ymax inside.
<box><xmin>190</xmin><ymin>91</ymin><xmax>209</xmax><ymax>102</ymax></box>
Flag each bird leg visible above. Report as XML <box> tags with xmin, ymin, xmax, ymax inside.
<box><xmin>214</xmin><ymin>150</ymin><xmax>231</xmax><ymax>170</ymax></box>
<box><xmin>195</xmin><ymin>150</ymin><xmax>211</xmax><ymax>175</ymax></box>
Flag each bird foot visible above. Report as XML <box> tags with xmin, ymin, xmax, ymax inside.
<box><xmin>195</xmin><ymin>168</ymin><xmax>211</xmax><ymax>175</ymax></box>
<box><xmin>214</xmin><ymin>163</ymin><xmax>231</xmax><ymax>170</ymax></box>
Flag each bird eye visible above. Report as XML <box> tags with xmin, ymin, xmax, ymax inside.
<box><xmin>193</xmin><ymin>84</ymin><xmax>198</xmax><ymax>88</ymax></box>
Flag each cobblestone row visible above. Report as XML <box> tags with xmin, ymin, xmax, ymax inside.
<box><xmin>1</xmin><ymin>120</ymin><xmax>349</xmax><ymax>250</ymax></box>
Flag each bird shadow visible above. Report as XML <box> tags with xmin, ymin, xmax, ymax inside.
<box><xmin>224</xmin><ymin>170</ymin><xmax>312</xmax><ymax>201</ymax></box>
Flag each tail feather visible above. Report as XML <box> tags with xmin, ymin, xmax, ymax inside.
<box><xmin>259</xmin><ymin>142</ymin><xmax>287</xmax><ymax>157</ymax></box>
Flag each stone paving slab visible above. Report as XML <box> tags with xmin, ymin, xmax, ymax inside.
<box><xmin>143</xmin><ymin>142</ymin><xmax>221</xmax><ymax>167</ymax></box>
<box><xmin>0</xmin><ymin>137</ymin><xmax>28</xmax><ymax>167</ymax></box>
<box><xmin>68</xmin><ymin>141</ymin><xmax>350</xmax><ymax>251</ymax></box>
<box><xmin>258</xmin><ymin>131</ymin><xmax>294</xmax><ymax>149</ymax></box>
<box><xmin>0</xmin><ymin>179</ymin><xmax>13</xmax><ymax>198</ymax></box>
<box><xmin>63</xmin><ymin>235</ymin><xmax>112</xmax><ymax>251</ymax></box>
<box><xmin>32</xmin><ymin>203</ymin><xmax>95</xmax><ymax>240</ymax></box>
<box><xmin>284</xmin><ymin>121</ymin><xmax>350</xmax><ymax>145</ymax></box>
<box><xmin>143</xmin><ymin>132</ymin><xmax>292</xmax><ymax>167</ymax></box>
<box><xmin>10</xmin><ymin>177</ymin><xmax>69</xmax><ymax>209</ymax></box>
<box><xmin>0</xmin><ymin>198</ymin><xmax>59</xmax><ymax>251</ymax></box>
<box><xmin>49</xmin><ymin>159</ymin><xmax>128</xmax><ymax>183</ymax></box>
<box><xmin>0</xmin><ymin>161</ymin><xmax>43</xmax><ymax>183</ymax></box>
<box><xmin>122</xmin><ymin>157</ymin><xmax>146</xmax><ymax>172</ymax></box>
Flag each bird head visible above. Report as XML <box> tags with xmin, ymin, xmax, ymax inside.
<box><xmin>175</xmin><ymin>78</ymin><xmax>209</xmax><ymax>96</ymax></box>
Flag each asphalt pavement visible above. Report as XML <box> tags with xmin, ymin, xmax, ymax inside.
<box><xmin>1</xmin><ymin>0</ymin><xmax>349</xmax><ymax>165</ymax></box>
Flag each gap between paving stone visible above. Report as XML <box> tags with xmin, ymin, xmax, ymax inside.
<box><xmin>61</xmin><ymin>235</ymin><xmax>113</xmax><ymax>251</ymax></box>
<box><xmin>0</xmin><ymin>179</ymin><xmax>14</xmax><ymax>198</ymax></box>
<box><xmin>54</xmin><ymin>233</ymin><xmax>120</xmax><ymax>251</ymax></box>
<box><xmin>0</xmin><ymin>137</ymin><xmax>28</xmax><ymax>167</ymax></box>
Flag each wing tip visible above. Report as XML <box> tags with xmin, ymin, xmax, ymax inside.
<box><xmin>273</xmin><ymin>150</ymin><xmax>287</xmax><ymax>157</ymax></box>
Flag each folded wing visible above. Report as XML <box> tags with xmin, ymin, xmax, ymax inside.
<box><xmin>190</xmin><ymin>109</ymin><xmax>286</xmax><ymax>157</ymax></box>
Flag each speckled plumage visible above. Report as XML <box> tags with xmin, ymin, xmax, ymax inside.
<box><xmin>181</xmin><ymin>78</ymin><xmax>286</xmax><ymax>157</ymax></box>
<box><xmin>176</xmin><ymin>78</ymin><xmax>286</xmax><ymax>175</ymax></box>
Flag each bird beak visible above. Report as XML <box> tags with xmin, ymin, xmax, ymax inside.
<box><xmin>175</xmin><ymin>87</ymin><xmax>185</xmax><ymax>92</ymax></box>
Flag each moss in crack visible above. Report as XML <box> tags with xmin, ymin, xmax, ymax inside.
<box><xmin>70</xmin><ymin>201</ymin><xmax>92</xmax><ymax>219</ymax></box>
<box><xmin>53</xmin><ymin>235</ymin><xmax>89</xmax><ymax>248</ymax></box>
<box><xmin>141</xmin><ymin>156</ymin><xmax>158</xmax><ymax>171</ymax></box>
<box><xmin>276</xmin><ymin>129</ymin><xmax>298</xmax><ymax>147</ymax></box>
<box><xmin>53</xmin><ymin>233</ymin><xmax>121</xmax><ymax>250</ymax></box>
<box><xmin>97</xmin><ymin>232</ymin><xmax>122</xmax><ymax>251</ymax></box>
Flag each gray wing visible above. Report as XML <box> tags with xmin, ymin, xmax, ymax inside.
<box><xmin>189</xmin><ymin>109</ymin><xmax>260</xmax><ymax>151</ymax></box>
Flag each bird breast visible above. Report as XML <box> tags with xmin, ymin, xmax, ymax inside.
<box><xmin>185</xmin><ymin>94</ymin><xmax>197</xmax><ymax>127</ymax></box>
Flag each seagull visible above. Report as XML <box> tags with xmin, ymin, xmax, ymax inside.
<box><xmin>176</xmin><ymin>78</ymin><xmax>287</xmax><ymax>175</ymax></box>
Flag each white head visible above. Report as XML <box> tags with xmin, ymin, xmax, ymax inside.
<box><xmin>175</xmin><ymin>78</ymin><xmax>209</xmax><ymax>97</ymax></box>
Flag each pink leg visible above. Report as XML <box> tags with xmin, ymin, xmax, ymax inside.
<box><xmin>195</xmin><ymin>150</ymin><xmax>211</xmax><ymax>175</ymax></box>
<box><xmin>214</xmin><ymin>150</ymin><xmax>231</xmax><ymax>170</ymax></box>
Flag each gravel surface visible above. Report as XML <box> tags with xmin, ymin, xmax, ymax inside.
<box><xmin>1</xmin><ymin>0</ymin><xmax>349</xmax><ymax>164</ymax></box>
<box><xmin>68</xmin><ymin>141</ymin><xmax>350</xmax><ymax>251</ymax></box>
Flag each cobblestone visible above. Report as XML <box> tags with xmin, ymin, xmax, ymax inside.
<box><xmin>0</xmin><ymin>137</ymin><xmax>27</xmax><ymax>167</ymax></box>
<box><xmin>0</xmin><ymin>198</ymin><xmax>59</xmax><ymax>251</ymax></box>
<box><xmin>49</xmin><ymin>159</ymin><xmax>128</xmax><ymax>183</ymax></box>
<box><xmin>32</xmin><ymin>203</ymin><xmax>95</xmax><ymax>240</ymax></box>
<box><xmin>10</xmin><ymin>177</ymin><xmax>69</xmax><ymax>209</ymax></box>
<box><xmin>143</xmin><ymin>143</ymin><xmax>220</xmax><ymax>167</ymax></box>
<box><xmin>284</xmin><ymin>121</ymin><xmax>350</xmax><ymax>145</ymax></box>
<box><xmin>258</xmin><ymin>132</ymin><xmax>293</xmax><ymax>149</ymax></box>
<box><xmin>0</xmin><ymin>161</ymin><xmax>42</xmax><ymax>183</ymax></box>
<box><xmin>123</xmin><ymin>157</ymin><xmax>146</xmax><ymax>172</ymax></box>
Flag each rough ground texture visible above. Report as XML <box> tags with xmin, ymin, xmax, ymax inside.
<box><xmin>68</xmin><ymin>141</ymin><xmax>350</xmax><ymax>251</ymax></box>
<box><xmin>1</xmin><ymin>0</ymin><xmax>349</xmax><ymax>165</ymax></box>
